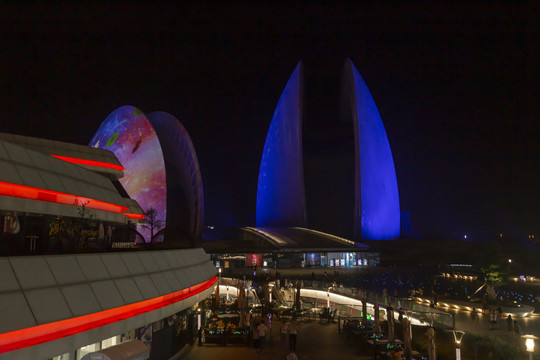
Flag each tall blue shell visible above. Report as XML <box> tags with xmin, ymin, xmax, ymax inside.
<box><xmin>343</xmin><ymin>59</ymin><xmax>401</xmax><ymax>240</ymax></box>
<box><xmin>256</xmin><ymin>62</ymin><xmax>306</xmax><ymax>227</ymax></box>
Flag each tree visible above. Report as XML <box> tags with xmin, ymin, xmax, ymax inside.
<box><xmin>74</xmin><ymin>200</ymin><xmax>98</xmax><ymax>251</ymax></box>
<box><xmin>140</xmin><ymin>207</ymin><xmax>164</xmax><ymax>242</ymax></box>
<box><xmin>481</xmin><ymin>264</ymin><xmax>504</xmax><ymax>287</ymax></box>
<box><xmin>49</xmin><ymin>200</ymin><xmax>98</xmax><ymax>252</ymax></box>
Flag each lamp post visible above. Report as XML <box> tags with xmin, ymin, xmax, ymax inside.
<box><xmin>218</xmin><ymin>267</ymin><xmax>222</xmax><ymax>304</ymax></box>
<box><xmin>197</xmin><ymin>308</ymin><xmax>202</xmax><ymax>345</ymax></box>
<box><xmin>451</xmin><ymin>329</ymin><xmax>465</xmax><ymax>360</ymax></box>
<box><xmin>327</xmin><ymin>287</ymin><xmax>331</xmax><ymax>308</ymax></box>
<box><xmin>523</xmin><ymin>334</ymin><xmax>538</xmax><ymax>360</ymax></box>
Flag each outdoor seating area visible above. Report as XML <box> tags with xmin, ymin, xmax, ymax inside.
<box><xmin>202</xmin><ymin>313</ymin><xmax>250</xmax><ymax>346</ymax></box>
<box><xmin>339</xmin><ymin>316</ymin><xmax>434</xmax><ymax>360</ymax></box>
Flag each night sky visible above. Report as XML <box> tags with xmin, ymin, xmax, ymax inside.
<box><xmin>1</xmin><ymin>3</ymin><xmax>538</xmax><ymax>241</ymax></box>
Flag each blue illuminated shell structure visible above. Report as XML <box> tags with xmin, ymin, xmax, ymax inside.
<box><xmin>342</xmin><ymin>59</ymin><xmax>401</xmax><ymax>240</ymax></box>
<box><xmin>257</xmin><ymin>59</ymin><xmax>400</xmax><ymax>240</ymax></box>
<box><xmin>256</xmin><ymin>62</ymin><xmax>306</xmax><ymax>228</ymax></box>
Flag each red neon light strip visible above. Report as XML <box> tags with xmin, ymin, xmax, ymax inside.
<box><xmin>0</xmin><ymin>181</ymin><xmax>128</xmax><ymax>213</ymax></box>
<box><xmin>50</xmin><ymin>155</ymin><xmax>124</xmax><ymax>171</ymax></box>
<box><xmin>123</xmin><ymin>213</ymin><xmax>146</xmax><ymax>219</ymax></box>
<box><xmin>0</xmin><ymin>276</ymin><xmax>217</xmax><ymax>354</ymax></box>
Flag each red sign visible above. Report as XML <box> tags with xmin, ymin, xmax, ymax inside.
<box><xmin>245</xmin><ymin>254</ymin><xmax>262</xmax><ymax>267</ymax></box>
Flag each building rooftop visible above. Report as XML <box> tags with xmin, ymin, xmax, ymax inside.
<box><xmin>203</xmin><ymin>227</ymin><xmax>369</xmax><ymax>254</ymax></box>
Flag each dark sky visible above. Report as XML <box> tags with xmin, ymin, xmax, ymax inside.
<box><xmin>1</xmin><ymin>3</ymin><xmax>538</xmax><ymax>241</ymax></box>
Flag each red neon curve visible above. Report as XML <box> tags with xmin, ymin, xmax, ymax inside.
<box><xmin>0</xmin><ymin>181</ymin><xmax>128</xmax><ymax>213</ymax></box>
<box><xmin>123</xmin><ymin>213</ymin><xmax>146</xmax><ymax>219</ymax></box>
<box><xmin>0</xmin><ymin>276</ymin><xmax>217</xmax><ymax>354</ymax></box>
<box><xmin>50</xmin><ymin>155</ymin><xmax>124</xmax><ymax>171</ymax></box>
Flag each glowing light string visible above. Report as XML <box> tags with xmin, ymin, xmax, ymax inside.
<box><xmin>50</xmin><ymin>155</ymin><xmax>124</xmax><ymax>171</ymax></box>
<box><xmin>0</xmin><ymin>277</ymin><xmax>217</xmax><ymax>354</ymax></box>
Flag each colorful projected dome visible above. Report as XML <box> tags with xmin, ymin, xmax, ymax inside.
<box><xmin>90</xmin><ymin>106</ymin><xmax>204</xmax><ymax>243</ymax></box>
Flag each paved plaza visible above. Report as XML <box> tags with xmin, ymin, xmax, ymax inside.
<box><xmin>179</xmin><ymin>317</ymin><xmax>372</xmax><ymax>360</ymax></box>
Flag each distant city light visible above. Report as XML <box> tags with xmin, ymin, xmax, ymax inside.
<box><xmin>464</xmin><ymin>235</ymin><xmax>467</xmax><ymax>239</ymax></box>
<box><xmin>526</xmin><ymin>337</ymin><xmax>534</xmax><ymax>352</ymax></box>
<box><xmin>509</xmin><ymin>259</ymin><xmax>512</xmax><ymax>263</ymax></box>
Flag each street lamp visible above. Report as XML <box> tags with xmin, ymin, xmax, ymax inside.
<box><xmin>450</xmin><ymin>329</ymin><xmax>465</xmax><ymax>360</ymax></box>
<box><xmin>218</xmin><ymin>268</ymin><xmax>222</xmax><ymax>304</ymax></box>
<box><xmin>523</xmin><ymin>334</ymin><xmax>538</xmax><ymax>360</ymax></box>
<box><xmin>327</xmin><ymin>287</ymin><xmax>331</xmax><ymax>308</ymax></box>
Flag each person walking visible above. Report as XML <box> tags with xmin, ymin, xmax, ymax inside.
<box><xmin>257</xmin><ymin>320</ymin><xmax>268</xmax><ymax>353</ymax></box>
<box><xmin>286</xmin><ymin>352</ymin><xmax>299</xmax><ymax>360</ymax></box>
<box><xmin>489</xmin><ymin>309</ymin><xmax>498</xmax><ymax>329</ymax></box>
<box><xmin>506</xmin><ymin>314</ymin><xmax>513</xmax><ymax>332</ymax></box>
<box><xmin>470</xmin><ymin>308</ymin><xmax>479</xmax><ymax>328</ymax></box>
<box><xmin>280</xmin><ymin>321</ymin><xmax>289</xmax><ymax>344</ymax></box>
<box><xmin>288</xmin><ymin>317</ymin><xmax>298</xmax><ymax>352</ymax></box>
<box><xmin>513</xmin><ymin>320</ymin><xmax>521</xmax><ymax>337</ymax></box>
<box><xmin>252</xmin><ymin>321</ymin><xmax>260</xmax><ymax>349</ymax></box>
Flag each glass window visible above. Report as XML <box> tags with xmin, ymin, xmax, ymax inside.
<box><xmin>77</xmin><ymin>342</ymin><xmax>100</xmax><ymax>360</ymax></box>
<box><xmin>52</xmin><ymin>353</ymin><xmax>71</xmax><ymax>360</ymax></box>
<box><xmin>101</xmin><ymin>335</ymin><xmax>120</xmax><ymax>350</ymax></box>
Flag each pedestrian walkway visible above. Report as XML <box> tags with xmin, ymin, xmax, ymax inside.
<box><xmin>179</xmin><ymin>318</ymin><xmax>372</xmax><ymax>360</ymax></box>
<box><xmin>453</xmin><ymin>310</ymin><xmax>533</xmax><ymax>346</ymax></box>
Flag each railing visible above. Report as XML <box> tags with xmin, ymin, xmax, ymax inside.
<box><xmin>261</xmin><ymin>279</ymin><xmax>455</xmax><ymax>329</ymax></box>
<box><xmin>315</xmin><ymin>280</ymin><xmax>454</xmax><ymax>328</ymax></box>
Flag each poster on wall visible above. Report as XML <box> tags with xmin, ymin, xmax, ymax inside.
<box><xmin>121</xmin><ymin>329</ymin><xmax>135</xmax><ymax>342</ymax></box>
<box><xmin>153</xmin><ymin>320</ymin><xmax>164</xmax><ymax>332</ymax></box>
<box><xmin>3</xmin><ymin>213</ymin><xmax>20</xmax><ymax>234</ymax></box>
<box><xmin>136</xmin><ymin>324</ymin><xmax>153</xmax><ymax>347</ymax></box>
